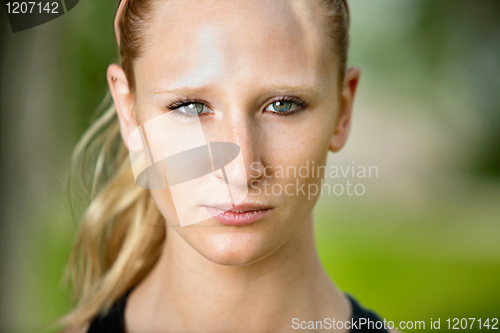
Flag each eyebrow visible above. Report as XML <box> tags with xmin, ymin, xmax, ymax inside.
<box><xmin>151</xmin><ymin>86</ymin><xmax>206</xmax><ymax>95</ymax></box>
<box><xmin>265</xmin><ymin>84</ymin><xmax>321</xmax><ymax>95</ymax></box>
<box><xmin>151</xmin><ymin>83</ymin><xmax>321</xmax><ymax>97</ymax></box>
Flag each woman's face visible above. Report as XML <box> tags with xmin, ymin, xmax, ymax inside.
<box><xmin>113</xmin><ymin>0</ymin><xmax>356</xmax><ymax>265</ymax></box>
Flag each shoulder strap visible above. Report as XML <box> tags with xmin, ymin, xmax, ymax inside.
<box><xmin>346</xmin><ymin>294</ymin><xmax>389</xmax><ymax>333</ymax></box>
<box><xmin>87</xmin><ymin>289</ymin><xmax>133</xmax><ymax>333</ymax></box>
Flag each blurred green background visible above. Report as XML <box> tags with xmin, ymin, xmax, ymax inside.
<box><xmin>0</xmin><ymin>0</ymin><xmax>499</xmax><ymax>332</ymax></box>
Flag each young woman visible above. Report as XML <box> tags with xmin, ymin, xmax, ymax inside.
<box><xmin>62</xmin><ymin>0</ymin><xmax>394</xmax><ymax>332</ymax></box>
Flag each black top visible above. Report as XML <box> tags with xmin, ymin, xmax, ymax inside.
<box><xmin>87</xmin><ymin>290</ymin><xmax>388</xmax><ymax>333</ymax></box>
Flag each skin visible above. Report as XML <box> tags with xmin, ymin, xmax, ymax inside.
<box><xmin>104</xmin><ymin>0</ymin><xmax>365</xmax><ymax>332</ymax></box>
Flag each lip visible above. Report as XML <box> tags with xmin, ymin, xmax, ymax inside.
<box><xmin>204</xmin><ymin>203</ymin><xmax>273</xmax><ymax>226</ymax></box>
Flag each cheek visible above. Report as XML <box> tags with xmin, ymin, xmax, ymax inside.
<box><xmin>264</xmin><ymin>110</ymin><xmax>335</xmax><ymax>169</ymax></box>
<box><xmin>150</xmin><ymin>188</ymin><xmax>181</xmax><ymax>226</ymax></box>
<box><xmin>256</xmin><ymin>109</ymin><xmax>335</xmax><ymax>211</ymax></box>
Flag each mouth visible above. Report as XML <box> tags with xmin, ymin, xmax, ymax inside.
<box><xmin>203</xmin><ymin>203</ymin><xmax>273</xmax><ymax>226</ymax></box>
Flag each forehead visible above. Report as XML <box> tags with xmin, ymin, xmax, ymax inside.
<box><xmin>135</xmin><ymin>0</ymin><xmax>335</xmax><ymax>94</ymax></box>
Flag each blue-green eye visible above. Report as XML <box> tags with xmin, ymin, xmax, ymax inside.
<box><xmin>178</xmin><ymin>103</ymin><xmax>209</xmax><ymax>115</ymax></box>
<box><xmin>265</xmin><ymin>100</ymin><xmax>298</xmax><ymax>113</ymax></box>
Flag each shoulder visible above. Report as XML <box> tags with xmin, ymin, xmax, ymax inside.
<box><xmin>389</xmin><ymin>329</ymin><xmax>403</xmax><ymax>333</ymax></box>
<box><xmin>60</xmin><ymin>323</ymin><xmax>89</xmax><ymax>333</ymax></box>
<box><xmin>345</xmin><ymin>293</ymin><xmax>396</xmax><ymax>333</ymax></box>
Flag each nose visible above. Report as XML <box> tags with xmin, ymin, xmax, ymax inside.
<box><xmin>206</xmin><ymin>114</ymin><xmax>265</xmax><ymax>189</ymax></box>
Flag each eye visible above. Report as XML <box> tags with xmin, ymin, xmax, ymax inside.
<box><xmin>177</xmin><ymin>102</ymin><xmax>210</xmax><ymax>115</ymax></box>
<box><xmin>166</xmin><ymin>99</ymin><xmax>213</xmax><ymax>118</ymax></box>
<box><xmin>265</xmin><ymin>100</ymin><xmax>297</xmax><ymax>113</ymax></box>
<box><xmin>264</xmin><ymin>97</ymin><xmax>309</xmax><ymax>116</ymax></box>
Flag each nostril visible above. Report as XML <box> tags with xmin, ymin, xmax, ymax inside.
<box><xmin>249</xmin><ymin>161</ymin><xmax>266</xmax><ymax>181</ymax></box>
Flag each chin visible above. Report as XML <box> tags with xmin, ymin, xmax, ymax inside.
<box><xmin>194</xmin><ymin>230</ymin><xmax>276</xmax><ymax>266</ymax></box>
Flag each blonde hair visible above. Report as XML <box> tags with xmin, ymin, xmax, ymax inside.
<box><xmin>60</xmin><ymin>92</ymin><xmax>165</xmax><ymax>328</ymax></box>
<box><xmin>61</xmin><ymin>0</ymin><xmax>349</xmax><ymax>329</ymax></box>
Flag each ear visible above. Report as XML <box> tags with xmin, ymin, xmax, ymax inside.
<box><xmin>329</xmin><ymin>67</ymin><xmax>360</xmax><ymax>152</ymax></box>
<box><xmin>107</xmin><ymin>64</ymin><xmax>137</xmax><ymax>150</ymax></box>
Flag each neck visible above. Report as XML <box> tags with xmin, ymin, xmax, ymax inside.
<box><xmin>126</xmin><ymin>214</ymin><xmax>350</xmax><ymax>333</ymax></box>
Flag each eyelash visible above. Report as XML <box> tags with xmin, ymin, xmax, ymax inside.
<box><xmin>166</xmin><ymin>98</ymin><xmax>212</xmax><ymax>119</ymax></box>
<box><xmin>166</xmin><ymin>96</ymin><xmax>309</xmax><ymax>118</ymax></box>
<box><xmin>266</xmin><ymin>96</ymin><xmax>309</xmax><ymax>116</ymax></box>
